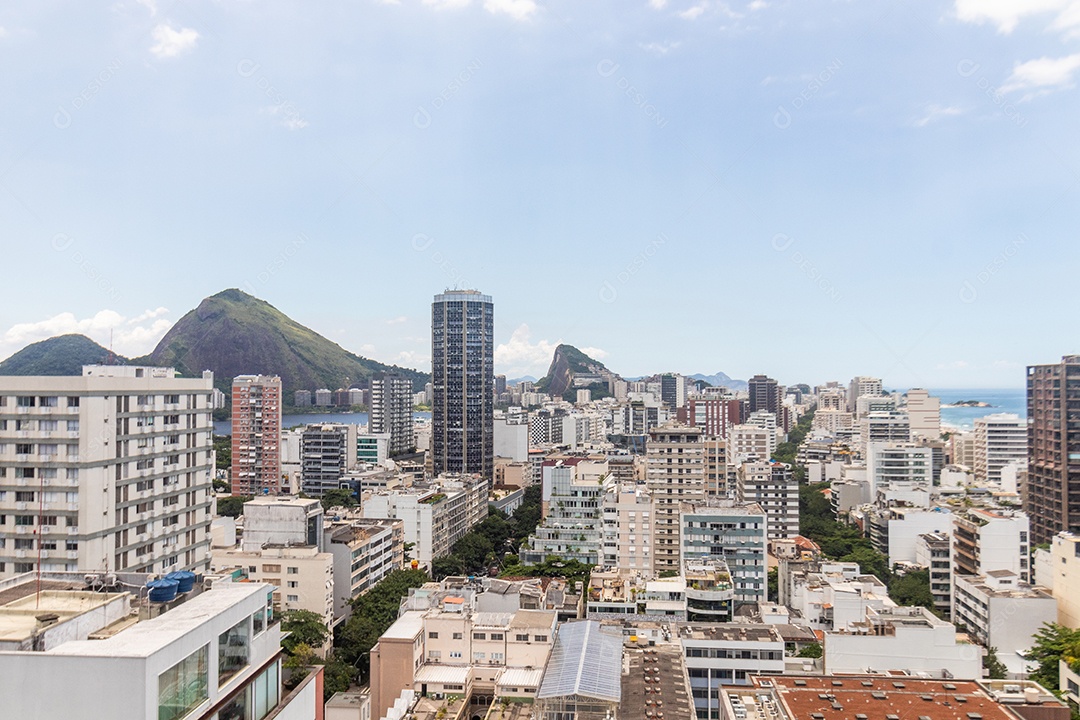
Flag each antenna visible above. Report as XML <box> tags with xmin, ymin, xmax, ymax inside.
<box><xmin>106</xmin><ymin>329</ymin><xmax>116</xmax><ymax>366</ymax></box>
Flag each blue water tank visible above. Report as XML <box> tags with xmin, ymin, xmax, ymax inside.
<box><xmin>166</xmin><ymin>571</ymin><xmax>196</xmax><ymax>594</ymax></box>
<box><xmin>147</xmin><ymin>578</ymin><xmax>179</xmax><ymax>603</ymax></box>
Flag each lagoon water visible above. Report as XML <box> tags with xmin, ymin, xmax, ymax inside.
<box><xmin>214</xmin><ymin>410</ymin><xmax>431</xmax><ymax>436</ymax></box>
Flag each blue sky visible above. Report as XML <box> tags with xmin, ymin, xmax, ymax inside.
<box><xmin>1</xmin><ymin>0</ymin><xmax>1077</xmax><ymax>388</ymax></box>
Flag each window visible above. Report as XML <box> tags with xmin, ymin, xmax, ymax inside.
<box><xmin>262</xmin><ymin>564</ymin><xmax>281</xmax><ymax>573</ymax></box>
<box><xmin>473</xmin><ymin>632</ymin><xmax>486</xmax><ymax>640</ymax></box>
<box><xmin>287</xmin><ymin>567</ymin><xmax>299</xmax><ymax>575</ymax></box>
<box><xmin>533</xmin><ymin>635</ymin><xmax>547</xmax><ymax>642</ymax></box>
<box><xmin>253</xmin><ymin>608</ymin><xmax>266</xmax><ymax>635</ymax></box>
<box><xmin>158</xmin><ymin>645</ymin><xmax>209</xmax><ymax>720</ymax></box>
<box><xmin>287</xmin><ymin>581</ymin><xmax>298</xmax><ymax>589</ymax></box>
<box><xmin>14</xmin><ymin>516</ymin><xmax>34</xmax><ymax>526</ymax></box>
<box><xmin>14</xmin><ymin>539</ymin><xmax>33</xmax><ymax>550</ymax></box>
<box><xmin>39</xmin><ymin>397</ymin><xmax>58</xmax><ymax>408</ymax></box>
<box><xmin>428</xmin><ymin>631</ymin><xmax>439</xmax><ymax>639</ymax></box>
<box><xmin>452</xmin><ymin>632</ymin><xmax>463</xmax><ymax>640</ymax></box>
<box><xmin>490</xmin><ymin>632</ymin><xmax>504</xmax><ymax>640</ymax></box>
<box><xmin>286</xmin><ymin>595</ymin><xmax>298</xmax><ymax>603</ymax></box>
<box><xmin>218</xmin><ymin>618</ymin><xmax>250</xmax><ymax>686</ymax></box>
<box><xmin>16</xmin><ymin>396</ymin><xmax>35</xmax><ymax>407</ymax></box>
<box><xmin>66</xmin><ymin>541</ymin><xmax>78</xmax><ymax>551</ymax></box>
<box><xmin>473</xmin><ymin>652</ymin><xmax>486</xmax><ymax>661</ymax></box>
<box><xmin>515</xmin><ymin>634</ymin><xmax>529</xmax><ymax>641</ymax></box>
<box><xmin>15</xmin><ymin>491</ymin><xmax>34</xmax><ymax>502</ymax></box>
<box><xmin>67</xmin><ymin>397</ymin><xmax>79</xmax><ymax>408</ymax></box>
<box><xmin>449</xmin><ymin>651</ymin><xmax>462</xmax><ymax>658</ymax></box>
<box><xmin>39</xmin><ymin>420</ymin><xmax>58</xmax><ymax>431</ymax></box>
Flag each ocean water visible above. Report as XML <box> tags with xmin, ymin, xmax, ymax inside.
<box><xmin>930</xmin><ymin>388</ymin><xmax>1026</xmax><ymax>431</ymax></box>
<box><xmin>214</xmin><ymin>410</ymin><xmax>431</xmax><ymax>436</ymax></box>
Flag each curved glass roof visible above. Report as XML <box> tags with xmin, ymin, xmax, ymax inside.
<box><xmin>536</xmin><ymin>620</ymin><xmax>622</xmax><ymax>703</ymax></box>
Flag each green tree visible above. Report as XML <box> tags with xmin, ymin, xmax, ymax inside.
<box><xmin>767</xmin><ymin>567</ymin><xmax>779</xmax><ymax>603</ymax></box>
<box><xmin>321</xmin><ymin>488</ymin><xmax>357</xmax><ymax>511</ymax></box>
<box><xmin>213</xmin><ymin>435</ymin><xmax>232</xmax><ymax>471</ymax></box>
<box><xmin>283</xmin><ymin>643</ymin><xmax>318</xmax><ymax>689</ymax></box>
<box><xmin>216</xmin><ymin>495</ymin><xmax>252</xmax><ymax>518</ymax></box>
<box><xmin>796</xmin><ymin>642</ymin><xmax>823</xmax><ymax>658</ymax></box>
<box><xmin>984</xmin><ymin>646</ymin><xmax>1009</xmax><ymax>680</ymax></box>
<box><xmin>281</xmin><ymin>610</ymin><xmax>329</xmax><ymax>653</ymax></box>
<box><xmin>889</xmin><ymin>568</ymin><xmax>937</xmax><ymax>613</ymax></box>
<box><xmin>1026</xmin><ymin>623</ymin><xmax>1080</xmax><ymax>692</ymax></box>
<box><xmin>212</xmin><ymin>479</ymin><xmax>230</xmax><ymax>492</ymax></box>
<box><xmin>322</xmin><ymin>655</ymin><xmax>356</xmax><ymax>697</ymax></box>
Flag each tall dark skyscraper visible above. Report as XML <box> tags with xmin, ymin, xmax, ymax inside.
<box><xmin>431</xmin><ymin>290</ymin><xmax>494</xmax><ymax>479</ymax></box>
<box><xmin>1026</xmin><ymin>355</ymin><xmax>1080</xmax><ymax>544</ymax></box>
<box><xmin>747</xmin><ymin>374</ymin><xmax>781</xmax><ymax>415</ymax></box>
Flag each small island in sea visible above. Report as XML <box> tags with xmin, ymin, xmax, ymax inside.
<box><xmin>942</xmin><ymin>400</ymin><xmax>993</xmax><ymax>408</ymax></box>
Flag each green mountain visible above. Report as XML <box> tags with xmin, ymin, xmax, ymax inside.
<box><xmin>536</xmin><ymin>344</ymin><xmax>616</xmax><ymax>401</ymax></box>
<box><xmin>0</xmin><ymin>334</ymin><xmax>122</xmax><ymax>376</ymax></box>
<box><xmin>136</xmin><ymin>289</ymin><xmax>428</xmax><ymax>398</ymax></box>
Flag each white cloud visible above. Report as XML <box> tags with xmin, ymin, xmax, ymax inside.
<box><xmin>649</xmin><ymin>0</ymin><xmax>669</xmax><ymax>8</ymax></box>
<box><xmin>422</xmin><ymin>0</ymin><xmax>472</xmax><ymax>8</ymax></box>
<box><xmin>915</xmin><ymin>104</ymin><xmax>965</xmax><ymax>127</ymax></box>
<box><xmin>953</xmin><ymin>0</ymin><xmax>1073</xmax><ymax>34</ymax></box>
<box><xmin>0</xmin><ymin>308</ymin><xmax>173</xmax><ymax>360</ymax></box>
<box><xmin>395</xmin><ymin>350</ymin><xmax>430</xmax><ymax>368</ymax></box>
<box><xmin>640</xmin><ymin>40</ymin><xmax>682</xmax><ymax>56</ymax></box>
<box><xmin>136</xmin><ymin>0</ymin><xmax>158</xmax><ymax>16</ymax></box>
<box><xmin>494</xmin><ymin>326</ymin><xmax>609</xmax><ymax>378</ymax></box>
<box><xmin>386</xmin><ymin>316</ymin><xmax>408</xmax><ymax>325</ymax></box>
<box><xmin>748</xmin><ymin>0</ymin><xmax>767</xmax><ymax>9</ymax></box>
<box><xmin>483</xmin><ymin>0</ymin><xmax>537</xmax><ymax>20</ymax></box>
<box><xmin>679</xmin><ymin>1</ymin><xmax>708</xmax><ymax>20</ymax></box>
<box><xmin>1001</xmin><ymin>53</ymin><xmax>1080</xmax><ymax>95</ymax></box>
<box><xmin>150</xmin><ymin>23</ymin><xmax>199</xmax><ymax>58</ymax></box>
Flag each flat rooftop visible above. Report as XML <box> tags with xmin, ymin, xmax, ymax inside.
<box><xmin>0</xmin><ymin>590</ymin><xmax>127</xmax><ymax>644</ymax></box>
<box><xmin>755</xmin><ymin>675</ymin><xmax>1020</xmax><ymax>720</ymax></box>
<box><xmin>50</xmin><ymin>583</ymin><xmax>265</xmax><ymax>658</ymax></box>
<box><xmin>621</xmin><ymin>644</ymin><xmax>694</xmax><ymax>720</ymax></box>
<box><xmin>678</xmin><ymin>623</ymin><xmax>782</xmax><ymax>643</ymax></box>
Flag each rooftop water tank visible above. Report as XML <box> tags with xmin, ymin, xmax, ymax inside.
<box><xmin>166</xmin><ymin>571</ymin><xmax>196</xmax><ymax>594</ymax></box>
<box><xmin>147</xmin><ymin>578</ymin><xmax>179</xmax><ymax>603</ymax></box>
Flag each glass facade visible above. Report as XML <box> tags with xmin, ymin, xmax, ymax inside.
<box><xmin>158</xmin><ymin>645</ymin><xmax>209</xmax><ymax>720</ymax></box>
<box><xmin>218</xmin><ymin>618</ymin><xmax>250</xmax><ymax>686</ymax></box>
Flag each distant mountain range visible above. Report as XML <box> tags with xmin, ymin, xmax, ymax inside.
<box><xmin>0</xmin><ymin>289</ymin><xmax>429</xmax><ymax>400</ymax></box>
<box><xmin>689</xmin><ymin>372</ymin><xmax>748</xmax><ymax>391</ymax></box>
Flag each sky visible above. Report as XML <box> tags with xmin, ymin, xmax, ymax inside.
<box><xmin>1</xmin><ymin>0</ymin><xmax>1078</xmax><ymax>389</ymax></box>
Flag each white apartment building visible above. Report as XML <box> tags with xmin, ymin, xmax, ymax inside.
<box><xmin>678</xmin><ymin>623</ymin><xmax>785</xmax><ymax>718</ymax></box>
<box><xmin>905</xmin><ymin>388</ymin><xmax>942</xmax><ymax>439</ymax></box>
<box><xmin>0</xmin><ymin>366</ymin><xmax>215</xmax><ymax>579</ymax></box>
<box><xmin>865</xmin><ymin>441</ymin><xmax>932</xmax><ymax>496</ymax></box>
<box><xmin>680</xmin><ymin>499</ymin><xmax>768</xmax><ymax>607</ymax></box>
<box><xmin>493</xmin><ymin>413</ymin><xmax>529</xmax><ymax>462</ymax></box>
<box><xmin>727</xmin><ymin>423</ymin><xmax>775</xmax><ymax>464</ymax></box>
<box><xmin>599</xmin><ymin>479</ymin><xmax>653</xmax><ymax>572</ymax></box>
<box><xmin>327</xmin><ymin>519</ymin><xmax>404</xmax><ymax>621</ymax></box>
<box><xmin>953</xmin><ymin>570</ymin><xmax>1056</xmax><ymax>676</ymax></box>
<box><xmin>824</xmin><ymin>605</ymin><xmax>980</xmax><ymax>678</ymax></box>
<box><xmin>858</xmin><ymin>411</ymin><xmax>911</xmax><ymax>454</ymax></box>
<box><xmin>952</xmin><ymin>507</ymin><xmax>1031</xmax><ymax>583</ymax></box>
<box><xmin>369</xmin><ymin>591</ymin><xmax>557</xmax><ymax>720</ymax></box>
<box><xmin>848</xmin><ymin>376</ymin><xmax>883</xmax><ymax>413</ymax></box>
<box><xmin>0</xmin><ymin>574</ymin><xmax>319</xmax><ymax>720</ymax></box>
<box><xmin>736</xmin><ymin>461</ymin><xmax>798</xmax><ymax>540</ymax></box>
<box><xmin>362</xmin><ymin>480</ymin><xmax>487</xmax><ymax>569</ymax></box>
<box><xmin>521</xmin><ymin>462</ymin><xmax>604</xmax><ymax>566</ymax></box>
<box><xmin>818</xmin><ymin>389</ymin><xmax>846</xmax><ymax>411</ymax></box>
<box><xmin>915</xmin><ymin>531</ymin><xmax>954</xmax><ymax>618</ymax></box>
<box><xmin>786</xmin><ymin>562</ymin><xmax>896</xmax><ymax>632</ymax></box>
<box><xmin>647</xmin><ymin>424</ymin><xmax>705</xmax><ymax>574</ymax></box>
<box><xmin>973</xmin><ymin>413</ymin><xmax>1027</xmax><ymax>486</ymax></box>
<box><xmin>1050</xmin><ymin>532</ymin><xmax>1080</xmax><ymax>628</ymax></box>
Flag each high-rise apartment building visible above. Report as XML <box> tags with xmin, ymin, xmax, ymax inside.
<box><xmin>848</xmin><ymin>375</ymin><xmax>883</xmax><ymax>413</ymax></box>
<box><xmin>681</xmin><ymin>396</ymin><xmax>741</xmax><ymax>438</ymax></box>
<box><xmin>370</xmin><ymin>373</ymin><xmax>414</xmax><ymax>458</ymax></box>
<box><xmin>0</xmin><ymin>365</ymin><xmax>215</xmax><ymax>578</ymax></box>
<box><xmin>300</xmin><ymin>424</ymin><xmax>352</xmax><ymax>496</ymax></box>
<box><xmin>646</xmin><ymin>424</ymin><xmax>705</xmax><ymax>574</ymax></box>
<box><xmin>748</xmin><ymin>374</ymin><xmax>781</xmax><ymax>416</ymax></box>
<box><xmin>230</xmin><ymin>375</ymin><xmax>282</xmax><ymax>495</ymax></box>
<box><xmin>736</xmin><ymin>461</ymin><xmax>799</xmax><ymax>540</ymax></box>
<box><xmin>431</xmin><ymin>290</ymin><xmax>494</xmax><ymax>479</ymax></box>
<box><xmin>660</xmin><ymin>373</ymin><xmax>687</xmax><ymax>411</ymax></box>
<box><xmin>973</xmin><ymin>413</ymin><xmax>1027</xmax><ymax>486</ymax></box>
<box><xmin>906</xmin><ymin>388</ymin><xmax>941</xmax><ymax>440</ymax></box>
<box><xmin>1027</xmin><ymin>355</ymin><xmax>1080</xmax><ymax>545</ymax></box>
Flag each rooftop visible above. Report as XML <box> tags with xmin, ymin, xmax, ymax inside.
<box><xmin>621</xmin><ymin>643</ymin><xmax>695</xmax><ymax>720</ymax></box>
<box><xmin>678</xmin><ymin>623</ymin><xmax>783</xmax><ymax>643</ymax></box>
<box><xmin>750</xmin><ymin>675</ymin><xmax>1067</xmax><ymax>720</ymax></box>
<box><xmin>537</xmin><ymin>621</ymin><xmax>622</xmax><ymax>702</ymax></box>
